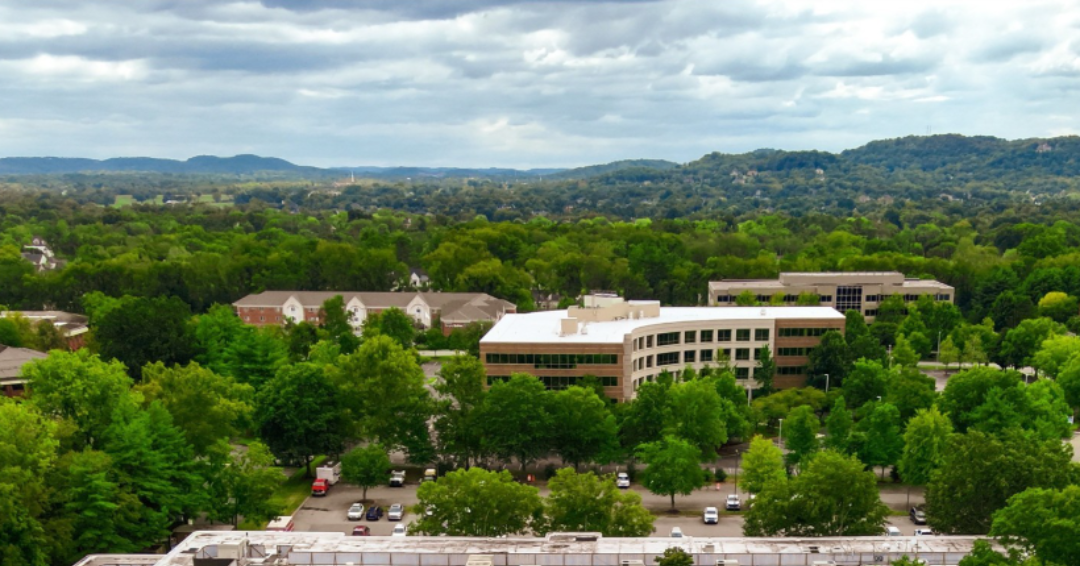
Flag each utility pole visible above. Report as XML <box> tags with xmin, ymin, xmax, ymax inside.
<box><xmin>824</xmin><ymin>373</ymin><xmax>830</xmax><ymax>394</ymax></box>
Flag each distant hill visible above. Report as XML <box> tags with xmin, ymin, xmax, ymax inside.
<box><xmin>0</xmin><ymin>154</ymin><xmax>325</xmax><ymax>176</ymax></box>
<box><xmin>546</xmin><ymin>159</ymin><xmax>680</xmax><ymax>180</ymax></box>
<box><xmin>330</xmin><ymin>166</ymin><xmax>565</xmax><ymax>180</ymax></box>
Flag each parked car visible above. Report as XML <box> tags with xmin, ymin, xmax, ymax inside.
<box><xmin>616</xmin><ymin>472</ymin><xmax>630</xmax><ymax>489</ymax></box>
<box><xmin>351</xmin><ymin>525</ymin><xmax>370</xmax><ymax>536</ymax></box>
<box><xmin>423</xmin><ymin>468</ymin><xmax>437</xmax><ymax>482</ymax></box>
<box><xmin>886</xmin><ymin>526</ymin><xmax>903</xmax><ymax>536</ymax></box>
<box><xmin>725</xmin><ymin>494</ymin><xmax>741</xmax><ymax>511</ymax></box>
<box><xmin>914</xmin><ymin>528</ymin><xmax>935</xmax><ymax>536</ymax></box>
<box><xmin>347</xmin><ymin>503</ymin><xmax>365</xmax><ymax>521</ymax></box>
<box><xmin>910</xmin><ymin>506</ymin><xmax>926</xmax><ymax>525</ymax></box>
<box><xmin>390</xmin><ymin>470</ymin><xmax>406</xmax><ymax>487</ymax></box>
<box><xmin>391</xmin><ymin>523</ymin><xmax>407</xmax><ymax>537</ymax></box>
<box><xmin>388</xmin><ymin>503</ymin><xmax>404</xmax><ymax>521</ymax></box>
<box><xmin>366</xmin><ymin>505</ymin><xmax>384</xmax><ymax>521</ymax></box>
<box><xmin>311</xmin><ymin>479</ymin><xmax>329</xmax><ymax>497</ymax></box>
<box><xmin>703</xmin><ymin>507</ymin><xmax>719</xmax><ymax>524</ymax></box>
<box><xmin>669</xmin><ymin>526</ymin><xmax>684</xmax><ymax>538</ymax></box>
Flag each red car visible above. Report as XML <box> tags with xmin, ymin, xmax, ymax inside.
<box><xmin>311</xmin><ymin>478</ymin><xmax>329</xmax><ymax>496</ymax></box>
<box><xmin>352</xmin><ymin>525</ymin><xmax>370</xmax><ymax>536</ymax></box>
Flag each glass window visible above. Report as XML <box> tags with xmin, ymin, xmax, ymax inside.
<box><xmin>684</xmin><ymin>330</ymin><xmax>696</xmax><ymax>344</ymax></box>
<box><xmin>755</xmin><ymin>328</ymin><xmax>770</xmax><ymax>341</ymax></box>
<box><xmin>700</xmin><ymin>349</ymin><xmax>713</xmax><ymax>362</ymax></box>
<box><xmin>646</xmin><ymin>335</ymin><xmax>653</xmax><ymax>348</ymax></box>
<box><xmin>646</xmin><ymin>355</ymin><xmax>653</xmax><ymax>368</ymax></box>
<box><xmin>657</xmin><ymin>352</ymin><xmax>680</xmax><ymax>366</ymax></box>
<box><xmin>684</xmin><ymin>350</ymin><xmax>696</xmax><ymax>363</ymax></box>
<box><xmin>657</xmin><ymin>332</ymin><xmax>680</xmax><ymax>346</ymax></box>
<box><xmin>736</xmin><ymin>329</ymin><xmax>750</xmax><ymax>342</ymax></box>
<box><xmin>700</xmin><ymin>330</ymin><xmax>714</xmax><ymax>343</ymax></box>
<box><xmin>736</xmin><ymin>367</ymin><xmax>750</xmax><ymax>379</ymax></box>
<box><xmin>717</xmin><ymin>329</ymin><xmax>732</xmax><ymax>342</ymax></box>
<box><xmin>735</xmin><ymin>348</ymin><xmax>750</xmax><ymax>361</ymax></box>
<box><xmin>754</xmin><ymin>348</ymin><xmax>765</xmax><ymax>360</ymax></box>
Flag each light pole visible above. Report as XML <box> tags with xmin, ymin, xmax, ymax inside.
<box><xmin>778</xmin><ymin>418</ymin><xmax>784</xmax><ymax>449</ymax></box>
<box><xmin>734</xmin><ymin>449</ymin><xmax>740</xmax><ymax>496</ymax></box>
<box><xmin>824</xmin><ymin>373</ymin><xmax>830</xmax><ymax>394</ymax></box>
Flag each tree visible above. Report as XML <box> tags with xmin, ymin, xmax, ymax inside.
<box><xmin>808</xmin><ymin>330</ymin><xmax>850</xmax><ymax>389</ymax></box>
<box><xmin>204</xmin><ymin>441</ymin><xmax>284</xmax><ymax>527</ymax></box>
<box><xmin>321</xmin><ymin>295</ymin><xmax>361</xmax><ymax>354</ymax></box>
<box><xmin>844</xmin><ymin>359</ymin><xmax>889</xmax><ymax>408</ymax></box>
<box><xmin>925</xmin><ymin>429</ymin><xmax>1074</xmax><ymax>534</ymax></box>
<box><xmin>783</xmin><ymin>405</ymin><xmax>820</xmax><ymax>470</ymax></box>
<box><xmin>744</xmin><ymin>450</ymin><xmax>889</xmax><ymax>536</ymax></box>
<box><xmin>755</xmin><ymin>344</ymin><xmax>776</xmax><ymax>395</ymax></box>
<box><xmin>617</xmin><ymin>380</ymin><xmax>670</xmax><ymax>450</ymax></box>
<box><xmin>24</xmin><ymin>349</ymin><xmax>137</xmax><ymax>450</ymax></box>
<box><xmin>1037</xmin><ymin>291</ymin><xmax>1079</xmax><ymax>323</ymax></box>
<box><xmin>192</xmin><ymin>304</ymin><xmax>246</xmax><ymax>376</ymax></box>
<box><xmin>857</xmin><ymin>403</ymin><xmax>903</xmax><ymax>478</ymax></box>
<box><xmin>735</xmin><ymin>290</ymin><xmax>758</xmax><ymax>306</ymax></box>
<box><xmin>476</xmin><ymin>374</ymin><xmax>552</xmax><ymax>469</ymax></box>
<box><xmin>412</xmin><ymin>468</ymin><xmax>542</xmax><ymax>536</ymax></box>
<box><xmin>958</xmin><ymin>540</ymin><xmax>1016</xmax><ymax>566</ymax></box>
<box><xmin>1058</xmin><ymin>356</ymin><xmax>1080</xmax><ymax>412</ymax></box>
<box><xmin>846</xmin><ymin>309</ymin><xmax>886</xmax><ymax>363</ymax></box>
<box><xmin>796</xmin><ymin>292</ymin><xmax>820</xmax><ymax>306</ymax></box>
<box><xmin>665</xmin><ymin>378</ymin><xmax>727</xmax><ymax>459</ymax></box>
<box><xmin>892</xmin><ymin>334</ymin><xmax>920</xmax><ymax>368</ymax></box>
<box><xmin>885</xmin><ymin>366</ymin><xmax>937</xmax><ymax>423</ymax></box>
<box><xmin>551</xmin><ymin>387</ymin><xmax>619</xmax><ymax>469</ymax></box>
<box><xmin>135</xmin><ymin>362</ymin><xmax>254</xmax><ymax>456</ymax></box>
<box><xmin>740</xmin><ymin>435</ymin><xmax>786</xmax><ymax>495</ymax></box>
<box><xmin>636</xmin><ymin>436</ymin><xmax>707</xmax><ymax>509</ymax></box>
<box><xmin>255</xmin><ymin>363</ymin><xmax>349</xmax><ymax>476</ymax></box>
<box><xmin>989</xmin><ymin>291</ymin><xmax>1035</xmax><ymax>332</ymax></box>
<box><xmin>752</xmin><ymin>386</ymin><xmax>827</xmax><ymax>428</ymax></box>
<box><xmin>0</xmin><ymin>401</ymin><xmax>58</xmax><ymax>566</ymax></box>
<box><xmin>824</xmin><ymin>396</ymin><xmax>854</xmax><ymax>454</ymax></box>
<box><xmin>939</xmin><ymin>335</ymin><xmax>961</xmax><ymax>372</ymax></box>
<box><xmin>998</xmin><ymin>317</ymin><xmax>1066</xmax><ymax>370</ymax></box>
<box><xmin>939</xmin><ymin>367</ymin><xmax>1025</xmax><ymax>432</ymax></box>
<box><xmin>331</xmin><ymin>335</ymin><xmax>434</xmax><ymax>459</ymax></box>
<box><xmin>224</xmin><ymin>326</ymin><xmax>288</xmax><ymax>389</ymax></box>
<box><xmin>655</xmin><ymin>548</ymin><xmax>694</xmax><ymax>566</ymax></box>
<box><xmin>341</xmin><ymin>444</ymin><xmax>392</xmax><ymax>502</ymax></box>
<box><xmin>1032</xmin><ymin>335</ymin><xmax>1080</xmax><ymax>378</ymax></box>
<box><xmin>50</xmin><ymin>449</ymin><xmax>127</xmax><ymax>561</ymax></box>
<box><xmin>433</xmin><ymin>356</ymin><xmax>488</xmax><ymax>468</ymax></box>
<box><xmin>361</xmin><ymin>306</ymin><xmax>416</xmax><ymax>350</ymax></box>
<box><xmin>899</xmin><ymin>406</ymin><xmax>952</xmax><ymax>507</ymax></box>
<box><xmin>90</xmin><ymin>295</ymin><xmax>194</xmax><ymax>380</ymax></box>
<box><xmin>540</xmin><ymin>468</ymin><xmax>654</xmax><ymax>537</ymax></box>
<box><xmin>962</xmin><ymin>333</ymin><xmax>989</xmax><ymax>367</ymax></box>
<box><xmin>990</xmin><ymin>485</ymin><xmax>1080</xmax><ymax>566</ymax></box>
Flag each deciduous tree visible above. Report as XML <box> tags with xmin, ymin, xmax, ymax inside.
<box><xmin>540</xmin><ymin>468</ymin><xmax>654</xmax><ymax>537</ymax></box>
<box><xmin>551</xmin><ymin>386</ymin><xmax>619</xmax><ymax>469</ymax></box>
<box><xmin>637</xmin><ymin>436</ymin><xmax>707</xmax><ymax>509</ymax></box>
<box><xmin>740</xmin><ymin>435</ymin><xmax>786</xmax><ymax>495</ymax></box>
<box><xmin>412</xmin><ymin>468</ymin><xmax>542</xmax><ymax>537</ymax></box>
<box><xmin>255</xmin><ymin>363</ymin><xmax>349</xmax><ymax>476</ymax></box>
<box><xmin>341</xmin><ymin>444</ymin><xmax>392</xmax><ymax>502</ymax></box>
<box><xmin>990</xmin><ymin>485</ymin><xmax>1080</xmax><ymax>566</ymax></box>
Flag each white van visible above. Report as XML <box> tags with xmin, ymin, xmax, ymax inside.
<box><xmin>266</xmin><ymin>516</ymin><xmax>295</xmax><ymax>532</ymax></box>
<box><xmin>886</xmin><ymin>526</ymin><xmax>902</xmax><ymax>536</ymax></box>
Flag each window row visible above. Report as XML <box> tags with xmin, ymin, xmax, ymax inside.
<box><xmin>487</xmin><ymin>375</ymin><xmax>619</xmax><ymax>389</ymax></box>
<box><xmin>777</xmin><ymin>327</ymin><xmax>835</xmax><ymax>337</ymax></box>
<box><xmin>777</xmin><ymin>365</ymin><xmax>808</xmax><ymax>375</ymax></box>
<box><xmin>633</xmin><ymin>328</ymin><xmax>769</xmax><ymax>351</ymax></box>
<box><xmin>485</xmin><ymin>353</ymin><xmax>618</xmax><ymax>368</ymax></box>
<box><xmin>777</xmin><ymin>347</ymin><xmax>814</xmax><ymax>357</ymax></box>
<box><xmin>714</xmin><ymin>294</ymin><xmax>834</xmax><ymax>304</ymax></box>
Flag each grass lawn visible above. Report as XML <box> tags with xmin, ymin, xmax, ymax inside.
<box><xmin>112</xmin><ymin>195</ymin><xmax>135</xmax><ymax>207</ymax></box>
<box><xmin>237</xmin><ymin>455</ymin><xmax>326</xmax><ymax>530</ymax></box>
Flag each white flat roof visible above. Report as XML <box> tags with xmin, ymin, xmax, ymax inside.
<box><xmin>481</xmin><ymin>307</ymin><xmax>844</xmax><ymax>345</ymax></box>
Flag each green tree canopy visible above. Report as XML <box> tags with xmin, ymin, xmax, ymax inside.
<box><xmin>550</xmin><ymin>386</ymin><xmax>619</xmax><ymax>469</ymax></box>
<box><xmin>476</xmin><ymin>374</ymin><xmax>552</xmax><ymax>469</ymax></box>
<box><xmin>539</xmin><ymin>468</ymin><xmax>654</xmax><ymax>537</ymax></box>
<box><xmin>412</xmin><ymin>468</ymin><xmax>542</xmax><ymax>537</ymax></box>
<box><xmin>740</xmin><ymin>434</ymin><xmax>786</xmax><ymax>495</ymax></box>
<box><xmin>636</xmin><ymin>435</ymin><xmax>707</xmax><ymax>509</ymax></box>
<box><xmin>255</xmin><ymin>363</ymin><xmax>349</xmax><ymax>476</ymax></box>
<box><xmin>782</xmin><ymin>405</ymin><xmax>820</xmax><ymax>470</ymax></box>
<box><xmin>341</xmin><ymin>444</ymin><xmax>392</xmax><ymax>502</ymax></box>
<box><xmin>990</xmin><ymin>485</ymin><xmax>1080</xmax><ymax>566</ymax></box>
<box><xmin>90</xmin><ymin>294</ymin><xmax>194</xmax><ymax>380</ymax></box>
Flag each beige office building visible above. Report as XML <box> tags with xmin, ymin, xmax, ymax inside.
<box><xmin>480</xmin><ymin>294</ymin><xmax>844</xmax><ymax>401</ymax></box>
<box><xmin>709</xmin><ymin>271</ymin><xmax>954</xmax><ymax>321</ymax></box>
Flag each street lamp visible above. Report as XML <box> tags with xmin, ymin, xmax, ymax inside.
<box><xmin>778</xmin><ymin>418</ymin><xmax>784</xmax><ymax>449</ymax></box>
<box><xmin>824</xmin><ymin>373</ymin><xmax>830</xmax><ymax>393</ymax></box>
<box><xmin>734</xmin><ymin>449</ymin><xmax>740</xmax><ymax>496</ymax></box>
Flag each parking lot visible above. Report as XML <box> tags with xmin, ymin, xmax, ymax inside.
<box><xmin>291</xmin><ymin>475</ymin><xmax>928</xmax><ymax>538</ymax></box>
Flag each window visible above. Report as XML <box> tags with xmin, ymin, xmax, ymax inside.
<box><xmin>836</xmin><ymin>285</ymin><xmax>863</xmax><ymax>314</ymax></box>
<box><xmin>736</xmin><ymin>367</ymin><xmax>750</xmax><ymax>379</ymax></box>
<box><xmin>865</xmin><ymin>295</ymin><xmax>881</xmax><ymax>302</ymax></box>
<box><xmin>684</xmin><ymin>350</ymin><xmax>696</xmax><ymax>363</ymax></box>
<box><xmin>483</xmin><ymin>353</ymin><xmax>619</xmax><ymax>368</ymax></box>
<box><xmin>736</xmin><ymin>329</ymin><xmax>751</xmax><ymax>342</ymax></box>
<box><xmin>820</xmin><ymin>295</ymin><xmax>833</xmax><ymax>302</ymax></box>
<box><xmin>657</xmin><ymin>332</ymin><xmax>680</xmax><ymax>346</ymax></box>
<box><xmin>719</xmin><ymin>348</ymin><xmax>731</xmax><ymax>360</ymax></box>
<box><xmin>754</xmin><ymin>348</ymin><xmax>765</xmax><ymax>360</ymax></box>
<box><xmin>864</xmin><ymin>309</ymin><xmax>878</xmax><ymax>317</ymax></box>
<box><xmin>700</xmin><ymin>330</ymin><xmax>714</xmax><ymax>343</ymax></box>
<box><xmin>715</xmin><ymin>294</ymin><xmax>732</xmax><ymax>303</ymax></box>
<box><xmin>778</xmin><ymin>327</ymin><xmax>833</xmax><ymax>337</ymax></box>
<box><xmin>647</xmin><ymin>335</ymin><xmax>654</xmax><ymax>348</ymax></box>
<box><xmin>778</xmin><ymin>347</ymin><xmax>813</xmax><ymax>356</ymax></box>
<box><xmin>717</xmin><ymin>329</ymin><xmax>732</xmax><ymax>342</ymax></box>
<box><xmin>700</xmin><ymin>349</ymin><xmax>713</xmax><ymax>362</ymax></box>
<box><xmin>646</xmin><ymin>355</ymin><xmax>653</xmax><ymax>368</ymax></box>
<box><xmin>777</xmin><ymin>366</ymin><xmax>806</xmax><ymax>375</ymax></box>
<box><xmin>755</xmin><ymin>328</ymin><xmax>770</xmax><ymax>341</ymax></box>
<box><xmin>735</xmin><ymin>348</ymin><xmax>750</xmax><ymax>361</ymax></box>
<box><xmin>657</xmin><ymin>352</ymin><xmax>680</xmax><ymax>366</ymax></box>
<box><xmin>684</xmin><ymin>330</ymin><xmax>697</xmax><ymax>344</ymax></box>
<box><xmin>936</xmin><ymin>294</ymin><xmax>951</xmax><ymax>301</ymax></box>
<box><xmin>525</xmin><ymin>375</ymin><xmax>620</xmax><ymax>391</ymax></box>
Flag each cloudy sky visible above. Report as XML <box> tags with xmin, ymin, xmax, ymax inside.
<box><xmin>1</xmin><ymin>0</ymin><xmax>1078</xmax><ymax>168</ymax></box>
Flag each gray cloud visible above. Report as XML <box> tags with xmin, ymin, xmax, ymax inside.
<box><xmin>0</xmin><ymin>0</ymin><xmax>1077</xmax><ymax>168</ymax></box>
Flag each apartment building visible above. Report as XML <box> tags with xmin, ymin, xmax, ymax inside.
<box><xmin>708</xmin><ymin>271</ymin><xmax>954</xmax><ymax>321</ymax></box>
<box><xmin>480</xmin><ymin>294</ymin><xmax>844</xmax><ymax>401</ymax></box>
<box><xmin>232</xmin><ymin>291</ymin><xmax>516</xmax><ymax>335</ymax></box>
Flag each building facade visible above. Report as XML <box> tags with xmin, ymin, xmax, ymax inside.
<box><xmin>480</xmin><ymin>294</ymin><xmax>844</xmax><ymax>402</ymax></box>
<box><xmin>709</xmin><ymin>271</ymin><xmax>954</xmax><ymax>321</ymax></box>
<box><xmin>0</xmin><ymin>345</ymin><xmax>47</xmax><ymax>397</ymax></box>
<box><xmin>232</xmin><ymin>291</ymin><xmax>516</xmax><ymax>335</ymax></box>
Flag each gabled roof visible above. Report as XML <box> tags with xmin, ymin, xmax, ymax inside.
<box><xmin>0</xmin><ymin>346</ymin><xmax>48</xmax><ymax>380</ymax></box>
<box><xmin>233</xmin><ymin>291</ymin><xmax>515</xmax><ymax>323</ymax></box>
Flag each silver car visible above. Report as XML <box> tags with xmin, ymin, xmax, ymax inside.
<box><xmin>346</xmin><ymin>503</ymin><xmax>365</xmax><ymax>521</ymax></box>
<box><xmin>388</xmin><ymin>503</ymin><xmax>404</xmax><ymax>521</ymax></box>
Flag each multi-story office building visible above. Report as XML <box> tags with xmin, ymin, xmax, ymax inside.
<box><xmin>708</xmin><ymin>271</ymin><xmax>954</xmax><ymax>321</ymax></box>
<box><xmin>480</xmin><ymin>294</ymin><xmax>844</xmax><ymax>401</ymax></box>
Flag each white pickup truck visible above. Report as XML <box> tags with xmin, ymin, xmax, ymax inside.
<box><xmin>389</xmin><ymin>470</ymin><xmax>406</xmax><ymax>487</ymax></box>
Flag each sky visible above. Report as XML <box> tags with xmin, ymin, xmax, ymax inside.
<box><xmin>1</xmin><ymin>0</ymin><xmax>1079</xmax><ymax>169</ymax></box>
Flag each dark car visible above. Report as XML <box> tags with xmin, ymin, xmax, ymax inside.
<box><xmin>351</xmin><ymin>525</ymin><xmax>370</xmax><ymax>536</ymax></box>
<box><xmin>366</xmin><ymin>505</ymin><xmax>384</xmax><ymax>521</ymax></box>
<box><xmin>910</xmin><ymin>506</ymin><xmax>926</xmax><ymax>525</ymax></box>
